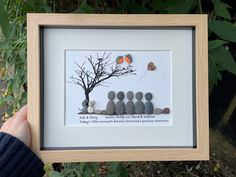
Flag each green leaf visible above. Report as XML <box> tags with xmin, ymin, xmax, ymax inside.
<box><xmin>209</xmin><ymin>40</ymin><xmax>228</xmax><ymax>50</ymax></box>
<box><xmin>127</xmin><ymin>1</ymin><xmax>150</xmax><ymax>14</ymax></box>
<box><xmin>152</xmin><ymin>0</ymin><xmax>172</xmax><ymax>12</ymax></box>
<box><xmin>0</xmin><ymin>0</ymin><xmax>10</xmax><ymax>38</ymax></box>
<box><xmin>209</xmin><ymin>46</ymin><xmax>236</xmax><ymax>75</ymax></box>
<box><xmin>212</xmin><ymin>0</ymin><xmax>231</xmax><ymax>19</ymax></box>
<box><xmin>209</xmin><ymin>51</ymin><xmax>219</xmax><ymax>89</ymax></box>
<box><xmin>0</xmin><ymin>40</ymin><xmax>9</xmax><ymax>49</ymax></box>
<box><xmin>152</xmin><ymin>0</ymin><xmax>196</xmax><ymax>13</ymax></box>
<box><xmin>49</xmin><ymin>171</ymin><xmax>63</xmax><ymax>177</ymax></box>
<box><xmin>5</xmin><ymin>95</ymin><xmax>14</xmax><ymax>102</ymax></box>
<box><xmin>76</xmin><ymin>0</ymin><xmax>95</xmax><ymax>13</ymax></box>
<box><xmin>120</xmin><ymin>0</ymin><xmax>129</xmax><ymax>8</ymax></box>
<box><xmin>106</xmin><ymin>172</ymin><xmax>120</xmax><ymax>177</ymax></box>
<box><xmin>89</xmin><ymin>163</ymin><xmax>99</xmax><ymax>177</ymax></box>
<box><xmin>120</xmin><ymin>170</ymin><xmax>129</xmax><ymax>177</ymax></box>
<box><xmin>209</xmin><ymin>20</ymin><xmax>236</xmax><ymax>43</ymax></box>
<box><xmin>217</xmin><ymin>71</ymin><xmax>222</xmax><ymax>80</ymax></box>
<box><xmin>83</xmin><ymin>168</ymin><xmax>92</xmax><ymax>177</ymax></box>
<box><xmin>167</xmin><ymin>0</ymin><xmax>195</xmax><ymax>14</ymax></box>
<box><xmin>79</xmin><ymin>162</ymin><xmax>87</xmax><ymax>171</ymax></box>
<box><xmin>0</xmin><ymin>97</ymin><xmax>4</xmax><ymax>107</ymax></box>
<box><xmin>24</xmin><ymin>0</ymin><xmax>52</xmax><ymax>12</ymax></box>
<box><xmin>110</xmin><ymin>162</ymin><xmax>120</xmax><ymax>172</ymax></box>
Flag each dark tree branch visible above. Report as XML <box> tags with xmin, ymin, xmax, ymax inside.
<box><xmin>70</xmin><ymin>52</ymin><xmax>136</xmax><ymax>101</ymax></box>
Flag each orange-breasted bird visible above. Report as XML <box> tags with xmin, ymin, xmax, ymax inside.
<box><xmin>116</xmin><ymin>56</ymin><xmax>124</xmax><ymax>64</ymax></box>
<box><xmin>125</xmin><ymin>54</ymin><xmax>132</xmax><ymax>64</ymax></box>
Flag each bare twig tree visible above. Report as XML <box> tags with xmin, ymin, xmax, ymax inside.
<box><xmin>69</xmin><ymin>52</ymin><xmax>136</xmax><ymax>102</ymax></box>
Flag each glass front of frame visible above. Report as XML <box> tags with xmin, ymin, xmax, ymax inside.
<box><xmin>41</xmin><ymin>27</ymin><xmax>196</xmax><ymax>149</ymax></box>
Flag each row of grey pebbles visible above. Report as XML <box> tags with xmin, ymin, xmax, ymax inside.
<box><xmin>106</xmin><ymin>91</ymin><xmax>165</xmax><ymax>115</ymax></box>
<box><xmin>80</xmin><ymin>91</ymin><xmax>170</xmax><ymax>115</ymax></box>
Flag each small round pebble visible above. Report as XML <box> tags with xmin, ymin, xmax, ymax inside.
<box><xmin>162</xmin><ymin>107</ymin><xmax>170</xmax><ymax>114</ymax></box>
<box><xmin>88</xmin><ymin>100</ymin><xmax>95</xmax><ymax>106</ymax></box>
<box><xmin>127</xmin><ymin>91</ymin><xmax>134</xmax><ymax>100</ymax></box>
<box><xmin>94</xmin><ymin>110</ymin><xmax>101</xmax><ymax>114</ymax></box>
<box><xmin>101</xmin><ymin>110</ymin><xmax>107</xmax><ymax>115</ymax></box>
<box><xmin>82</xmin><ymin>100</ymin><xmax>88</xmax><ymax>106</ymax></box>
<box><xmin>145</xmin><ymin>92</ymin><xmax>153</xmax><ymax>101</ymax></box>
<box><xmin>108</xmin><ymin>91</ymin><xmax>115</xmax><ymax>100</ymax></box>
<box><xmin>154</xmin><ymin>108</ymin><xmax>162</xmax><ymax>114</ymax></box>
<box><xmin>135</xmin><ymin>92</ymin><xmax>143</xmax><ymax>100</ymax></box>
<box><xmin>117</xmin><ymin>91</ymin><xmax>124</xmax><ymax>100</ymax></box>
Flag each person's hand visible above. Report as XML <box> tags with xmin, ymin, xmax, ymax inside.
<box><xmin>0</xmin><ymin>105</ymin><xmax>31</xmax><ymax>147</ymax></box>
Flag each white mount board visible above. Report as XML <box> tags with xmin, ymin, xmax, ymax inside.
<box><xmin>43</xmin><ymin>27</ymin><xmax>195</xmax><ymax>148</ymax></box>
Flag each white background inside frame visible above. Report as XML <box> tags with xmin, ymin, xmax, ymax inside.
<box><xmin>43</xmin><ymin>27</ymin><xmax>195</xmax><ymax>147</ymax></box>
<box><xmin>65</xmin><ymin>50</ymin><xmax>172</xmax><ymax>127</ymax></box>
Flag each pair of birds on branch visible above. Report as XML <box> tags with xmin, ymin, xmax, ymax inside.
<box><xmin>116</xmin><ymin>54</ymin><xmax>133</xmax><ymax>64</ymax></box>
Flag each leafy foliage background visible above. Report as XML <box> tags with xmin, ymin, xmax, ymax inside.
<box><xmin>0</xmin><ymin>0</ymin><xmax>236</xmax><ymax>177</ymax></box>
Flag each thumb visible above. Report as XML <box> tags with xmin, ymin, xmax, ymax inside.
<box><xmin>15</xmin><ymin>105</ymin><xmax>27</xmax><ymax>123</ymax></box>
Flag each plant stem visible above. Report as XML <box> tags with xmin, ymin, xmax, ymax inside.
<box><xmin>218</xmin><ymin>92</ymin><xmax>236</xmax><ymax>128</ymax></box>
<box><xmin>198</xmin><ymin>0</ymin><xmax>203</xmax><ymax>14</ymax></box>
<box><xmin>53</xmin><ymin>0</ymin><xmax>56</xmax><ymax>13</ymax></box>
<box><xmin>223</xmin><ymin>92</ymin><xmax>236</xmax><ymax>123</ymax></box>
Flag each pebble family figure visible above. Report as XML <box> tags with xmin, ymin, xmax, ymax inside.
<box><xmin>116</xmin><ymin>91</ymin><xmax>125</xmax><ymax>115</ymax></box>
<box><xmin>81</xmin><ymin>100</ymin><xmax>88</xmax><ymax>113</ymax></box>
<box><xmin>144</xmin><ymin>92</ymin><xmax>154</xmax><ymax>114</ymax></box>
<box><xmin>106</xmin><ymin>91</ymin><xmax>116</xmax><ymax>115</ymax></box>
<box><xmin>88</xmin><ymin>100</ymin><xmax>95</xmax><ymax>113</ymax></box>
<box><xmin>134</xmin><ymin>92</ymin><xmax>145</xmax><ymax>114</ymax></box>
<box><xmin>125</xmin><ymin>91</ymin><xmax>135</xmax><ymax>114</ymax></box>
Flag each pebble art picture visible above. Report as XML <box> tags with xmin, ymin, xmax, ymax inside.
<box><xmin>65</xmin><ymin>50</ymin><xmax>172</xmax><ymax>127</ymax></box>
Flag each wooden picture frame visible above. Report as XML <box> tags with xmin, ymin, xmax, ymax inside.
<box><xmin>27</xmin><ymin>13</ymin><xmax>209</xmax><ymax>162</ymax></box>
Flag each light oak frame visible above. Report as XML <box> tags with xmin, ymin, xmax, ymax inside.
<box><xmin>27</xmin><ymin>13</ymin><xmax>209</xmax><ymax>162</ymax></box>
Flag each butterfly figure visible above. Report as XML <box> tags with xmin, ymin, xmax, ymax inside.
<box><xmin>116</xmin><ymin>54</ymin><xmax>133</xmax><ymax>64</ymax></box>
<box><xmin>138</xmin><ymin>61</ymin><xmax>157</xmax><ymax>81</ymax></box>
<box><xmin>147</xmin><ymin>62</ymin><xmax>156</xmax><ymax>71</ymax></box>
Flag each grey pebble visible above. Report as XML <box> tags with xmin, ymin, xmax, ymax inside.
<box><xmin>101</xmin><ymin>110</ymin><xmax>107</xmax><ymax>115</ymax></box>
<box><xmin>82</xmin><ymin>100</ymin><xmax>88</xmax><ymax>107</ymax></box>
<box><xmin>145</xmin><ymin>92</ymin><xmax>153</xmax><ymax>101</ymax></box>
<box><xmin>108</xmin><ymin>91</ymin><xmax>115</xmax><ymax>100</ymax></box>
<box><xmin>135</xmin><ymin>92</ymin><xmax>143</xmax><ymax>101</ymax></box>
<box><xmin>126</xmin><ymin>101</ymin><xmax>135</xmax><ymax>114</ymax></box>
<box><xmin>162</xmin><ymin>107</ymin><xmax>170</xmax><ymax>114</ymax></box>
<box><xmin>154</xmin><ymin>108</ymin><xmax>162</xmax><ymax>114</ymax></box>
<box><xmin>81</xmin><ymin>100</ymin><xmax>88</xmax><ymax>113</ymax></box>
<box><xmin>135</xmin><ymin>101</ymin><xmax>145</xmax><ymax>114</ymax></box>
<box><xmin>116</xmin><ymin>101</ymin><xmax>125</xmax><ymax>115</ymax></box>
<box><xmin>145</xmin><ymin>102</ymin><xmax>153</xmax><ymax>114</ymax></box>
<box><xmin>106</xmin><ymin>100</ymin><xmax>116</xmax><ymax>115</ymax></box>
<box><xmin>94</xmin><ymin>109</ymin><xmax>101</xmax><ymax>114</ymax></box>
<box><xmin>117</xmin><ymin>91</ymin><xmax>125</xmax><ymax>100</ymax></box>
<box><xmin>126</xmin><ymin>91</ymin><xmax>134</xmax><ymax>100</ymax></box>
<box><xmin>81</xmin><ymin>108</ymin><xmax>87</xmax><ymax>113</ymax></box>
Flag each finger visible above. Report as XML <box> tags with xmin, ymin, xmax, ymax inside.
<box><xmin>18</xmin><ymin>120</ymin><xmax>31</xmax><ymax>147</ymax></box>
<box><xmin>14</xmin><ymin>105</ymin><xmax>27</xmax><ymax>123</ymax></box>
